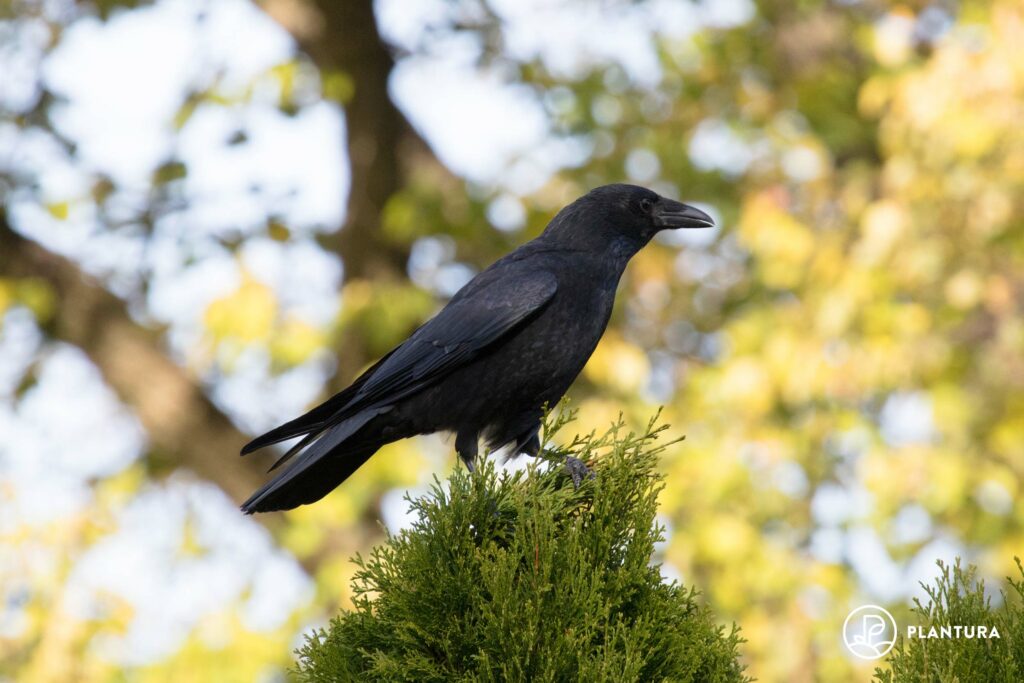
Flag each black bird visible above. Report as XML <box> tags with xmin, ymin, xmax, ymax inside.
<box><xmin>240</xmin><ymin>184</ymin><xmax>713</xmax><ymax>513</ymax></box>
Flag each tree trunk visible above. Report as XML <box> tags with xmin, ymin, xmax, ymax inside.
<box><xmin>265</xmin><ymin>0</ymin><xmax>432</xmax><ymax>283</ymax></box>
<box><xmin>261</xmin><ymin>0</ymin><xmax>458</xmax><ymax>388</ymax></box>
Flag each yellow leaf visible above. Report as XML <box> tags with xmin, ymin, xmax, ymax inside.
<box><xmin>204</xmin><ymin>277</ymin><xmax>277</xmax><ymax>342</ymax></box>
<box><xmin>855</xmin><ymin>199</ymin><xmax>908</xmax><ymax>265</ymax></box>
<box><xmin>270</xmin><ymin>318</ymin><xmax>325</xmax><ymax>366</ymax></box>
<box><xmin>45</xmin><ymin>201</ymin><xmax>69</xmax><ymax>220</ymax></box>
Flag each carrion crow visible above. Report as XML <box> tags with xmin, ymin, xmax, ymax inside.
<box><xmin>240</xmin><ymin>184</ymin><xmax>713</xmax><ymax>513</ymax></box>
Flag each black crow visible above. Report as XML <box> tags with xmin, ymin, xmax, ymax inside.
<box><xmin>240</xmin><ymin>184</ymin><xmax>713</xmax><ymax>513</ymax></box>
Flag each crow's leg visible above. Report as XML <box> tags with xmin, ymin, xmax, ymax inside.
<box><xmin>458</xmin><ymin>430</ymin><xmax>500</xmax><ymax>523</ymax></box>
<box><xmin>512</xmin><ymin>428</ymin><xmax>541</xmax><ymax>458</ymax></box>
<box><xmin>455</xmin><ymin>430</ymin><xmax>478</xmax><ymax>473</ymax></box>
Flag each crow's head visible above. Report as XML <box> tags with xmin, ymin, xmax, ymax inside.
<box><xmin>544</xmin><ymin>184</ymin><xmax>713</xmax><ymax>253</ymax></box>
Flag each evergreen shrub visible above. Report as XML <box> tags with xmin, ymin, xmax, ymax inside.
<box><xmin>295</xmin><ymin>412</ymin><xmax>747</xmax><ymax>682</ymax></box>
<box><xmin>878</xmin><ymin>559</ymin><xmax>1024</xmax><ymax>683</ymax></box>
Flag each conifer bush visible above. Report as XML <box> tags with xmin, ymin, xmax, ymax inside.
<box><xmin>877</xmin><ymin>559</ymin><xmax>1024</xmax><ymax>682</ymax></box>
<box><xmin>295</xmin><ymin>412</ymin><xmax>747</xmax><ymax>682</ymax></box>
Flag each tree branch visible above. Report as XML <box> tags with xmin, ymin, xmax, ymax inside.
<box><xmin>0</xmin><ymin>211</ymin><xmax>266</xmax><ymax>505</ymax></box>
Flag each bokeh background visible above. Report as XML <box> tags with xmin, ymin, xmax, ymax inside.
<box><xmin>1</xmin><ymin>0</ymin><xmax>1022</xmax><ymax>680</ymax></box>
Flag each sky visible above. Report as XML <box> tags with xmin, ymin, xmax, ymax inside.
<box><xmin>0</xmin><ymin>0</ymin><xmax>961</xmax><ymax>667</ymax></box>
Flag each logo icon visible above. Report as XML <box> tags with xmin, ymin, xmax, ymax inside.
<box><xmin>843</xmin><ymin>604</ymin><xmax>897</xmax><ymax>660</ymax></box>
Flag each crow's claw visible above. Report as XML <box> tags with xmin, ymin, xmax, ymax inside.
<box><xmin>564</xmin><ymin>456</ymin><xmax>594</xmax><ymax>488</ymax></box>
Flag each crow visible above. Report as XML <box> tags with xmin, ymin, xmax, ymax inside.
<box><xmin>239</xmin><ymin>184</ymin><xmax>713</xmax><ymax>513</ymax></box>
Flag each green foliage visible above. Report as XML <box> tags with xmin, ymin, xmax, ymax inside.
<box><xmin>295</xmin><ymin>413</ymin><xmax>747</xmax><ymax>683</ymax></box>
<box><xmin>877</xmin><ymin>559</ymin><xmax>1024</xmax><ymax>683</ymax></box>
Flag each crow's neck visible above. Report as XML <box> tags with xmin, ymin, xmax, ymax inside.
<box><xmin>606</xmin><ymin>234</ymin><xmax>645</xmax><ymax>265</ymax></box>
<box><xmin>537</xmin><ymin>231</ymin><xmax>644</xmax><ymax>274</ymax></box>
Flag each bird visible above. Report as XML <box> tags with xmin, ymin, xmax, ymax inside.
<box><xmin>239</xmin><ymin>184</ymin><xmax>713</xmax><ymax>513</ymax></box>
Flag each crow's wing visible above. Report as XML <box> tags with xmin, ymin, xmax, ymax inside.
<box><xmin>238</xmin><ymin>268</ymin><xmax>558</xmax><ymax>512</ymax></box>
<box><xmin>240</xmin><ymin>267</ymin><xmax>558</xmax><ymax>458</ymax></box>
<box><xmin>349</xmin><ymin>269</ymin><xmax>558</xmax><ymax>409</ymax></box>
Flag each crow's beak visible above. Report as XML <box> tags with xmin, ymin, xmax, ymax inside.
<box><xmin>653</xmin><ymin>200</ymin><xmax>715</xmax><ymax>229</ymax></box>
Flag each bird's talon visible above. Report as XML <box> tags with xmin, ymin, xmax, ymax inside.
<box><xmin>564</xmin><ymin>456</ymin><xmax>594</xmax><ymax>488</ymax></box>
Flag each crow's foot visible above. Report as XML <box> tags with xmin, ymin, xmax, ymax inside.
<box><xmin>564</xmin><ymin>456</ymin><xmax>594</xmax><ymax>488</ymax></box>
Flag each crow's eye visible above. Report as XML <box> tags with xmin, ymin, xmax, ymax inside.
<box><xmin>639</xmin><ymin>197</ymin><xmax>654</xmax><ymax>213</ymax></box>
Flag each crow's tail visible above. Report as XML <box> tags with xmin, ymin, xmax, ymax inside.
<box><xmin>240</xmin><ymin>441</ymin><xmax>380</xmax><ymax>513</ymax></box>
<box><xmin>240</xmin><ymin>408</ymin><xmax>391</xmax><ymax>514</ymax></box>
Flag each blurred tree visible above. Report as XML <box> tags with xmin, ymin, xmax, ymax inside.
<box><xmin>0</xmin><ymin>207</ymin><xmax>263</xmax><ymax>501</ymax></box>
<box><xmin>2</xmin><ymin>0</ymin><xmax>1024</xmax><ymax>680</ymax></box>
